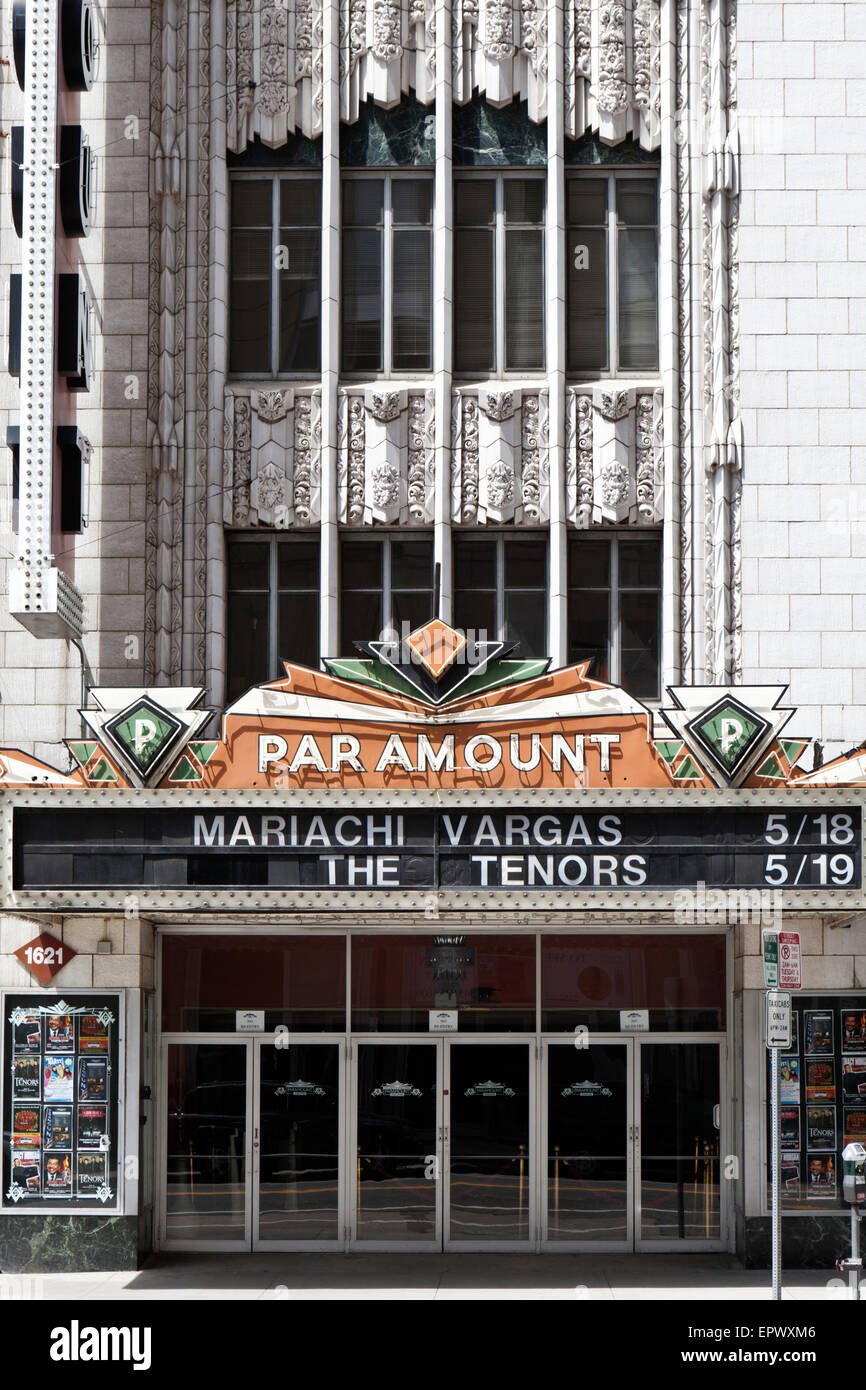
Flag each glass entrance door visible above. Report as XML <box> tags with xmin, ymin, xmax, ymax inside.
<box><xmin>164</xmin><ymin>1042</ymin><xmax>251</xmax><ymax>1248</ymax></box>
<box><xmin>544</xmin><ymin>1041</ymin><xmax>632</xmax><ymax>1248</ymax></box>
<box><xmin>446</xmin><ymin>1042</ymin><xmax>532</xmax><ymax>1248</ymax></box>
<box><xmin>543</xmin><ymin>1039</ymin><xmax>723</xmax><ymax>1251</ymax></box>
<box><xmin>254</xmin><ymin>1041</ymin><xmax>342</xmax><ymax>1247</ymax></box>
<box><xmin>353</xmin><ymin>1041</ymin><xmax>441</xmax><ymax>1248</ymax></box>
<box><xmin>636</xmin><ymin>1041</ymin><xmax>721</xmax><ymax>1249</ymax></box>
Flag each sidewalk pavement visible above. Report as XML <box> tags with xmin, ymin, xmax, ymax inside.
<box><xmin>0</xmin><ymin>1253</ymin><xmax>859</xmax><ymax>1300</ymax></box>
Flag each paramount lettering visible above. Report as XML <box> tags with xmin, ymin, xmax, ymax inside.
<box><xmin>255</xmin><ymin>731</ymin><xmax>621</xmax><ymax>781</ymax></box>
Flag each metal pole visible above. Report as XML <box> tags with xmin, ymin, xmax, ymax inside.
<box><xmin>771</xmin><ymin>1045</ymin><xmax>781</xmax><ymax>1300</ymax></box>
<box><xmin>851</xmin><ymin>1206</ymin><xmax>860</xmax><ymax>1301</ymax></box>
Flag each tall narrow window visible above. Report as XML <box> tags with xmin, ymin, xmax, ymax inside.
<box><xmin>227</xmin><ymin>536</ymin><xmax>320</xmax><ymax>701</ymax></box>
<box><xmin>229</xmin><ymin>175</ymin><xmax>321</xmax><ymax>376</ymax></box>
<box><xmin>342</xmin><ymin>175</ymin><xmax>433</xmax><ymax>374</ymax></box>
<box><xmin>454</xmin><ymin>174</ymin><xmax>545</xmax><ymax>375</ymax></box>
<box><xmin>452</xmin><ymin>533</ymin><xmax>548</xmax><ymax>658</ymax></box>
<box><xmin>567</xmin><ymin>172</ymin><xmax>658</xmax><ymax>374</ymax></box>
<box><xmin>339</xmin><ymin>534</ymin><xmax>434</xmax><ymax>654</ymax></box>
<box><xmin>567</xmin><ymin>533</ymin><xmax>661</xmax><ymax>697</ymax></box>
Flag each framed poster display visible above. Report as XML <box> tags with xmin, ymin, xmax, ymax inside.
<box><xmin>766</xmin><ymin>993</ymin><xmax>866</xmax><ymax>1213</ymax></box>
<box><xmin>2</xmin><ymin>993</ymin><xmax>121</xmax><ymax>1211</ymax></box>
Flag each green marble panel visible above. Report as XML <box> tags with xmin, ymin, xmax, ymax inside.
<box><xmin>0</xmin><ymin>1215</ymin><xmax>140</xmax><ymax>1272</ymax></box>
<box><xmin>565</xmin><ymin>131</ymin><xmax>658</xmax><ymax>165</ymax></box>
<box><xmin>744</xmin><ymin>1215</ymin><xmax>851</xmax><ymax>1270</ymax></box>
<box><xmin>453</xmin><ymin>97</ymin><xmax>547</xmax><ymax>166</ymax></box>
<box><xmin>340</xmin><ymin>98</ymin><xmax>435</xmax><ymax>166</ymax></box>
<box><xmin>227</xmin><ymin>132</ymin><xmax>322</xmax><ymax>168</ymax></box>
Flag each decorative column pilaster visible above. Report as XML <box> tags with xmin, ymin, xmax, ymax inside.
<box><xmin>547</xmin><ymin>0</ymin><xmax>566</xmax><ymax>670</ymax></box>
<box><xmin>433</xmin><ymin>0</ymin><xmax>453</xmax><ymax>622</ymax></box>
<box><xmin>320</xmin><ymin>0</ymin><xmax>340</xmax><ymax>657</ymax></box>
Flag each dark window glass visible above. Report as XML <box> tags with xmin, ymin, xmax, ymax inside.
<box><xmin>340</xmin><ymin>536</ymin><xmax>432</xmax><ymax>652</ymax></box>
<box><xmin>227</xmin><ymin>538</ymin><xmax>321</xmax><ymax>700</ymax></box>
<box><xmin>541</xmin><ymin>934</ymin><xmax>726</xmax><ymax>1032</ymax></box>
<box><xmin>341</xmin><ymin>538</ymin><xmax>382</xmax><ymax>591</ymax></box>
<box><xmin>162</xmin><ymin>935</ymin><xmax>346</xmax><ymax>1032</ymax></box>
<box><xmin>566</xmin><ymin>177</ymin><xmax>608</xmax><ymax>373</ymax></box>
<box><xmin>230</xmin><ymin>177</ymin><xmax>322</xmax><ymax>376</ymax></box>
<box><xmin>342</xmin><ymin>227</ymin><xmax>383</xmax><ymax>372</ymax></box>
<box><xmin>567</xmin><ymin>534</ymin><xmax>660</xmax><ymax>695</ymax></box>
<box><xmin>352</xmin><ymin>934</ymin><xmax>536</xmax><ymax>1032</ymax></box>
<box><xmin>453</xmin><ymin>534</ymin><xmax>547</xmax><ymax>657</ymax></box>
<box><xmin>230</xmin><ymin>180</ymin><xmax>271</xmax><ymax>374</ymax></box>
<box><xmin>454</xmin><ymin>225</ymin><xmax>495</xmax><ymax>372</ymax></box>
<box><xmin>393</xmin><ymin>228</ymin><xmax>431</xmax><ymax>370</ymax></box>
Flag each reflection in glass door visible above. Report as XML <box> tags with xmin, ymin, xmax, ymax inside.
<box><xmin>164</xmin><ymin>1043</ymin><xmax>249</xmax><ymax>1246</ymax></box>
<box><xmin>447</xmin><ymin>1044</ymin><xmax>531</xmax><ymax>1246</ymax></box>
<box><xmin>638</xmin><ymin>1043</ymin><xmax>721</xmax><ymax>1247</ymax></box>
<box><xmin>256</xmin><ymin>1042</ymin><xmax>341</xmax><ymax>1246</ymax></box>
<box><xmin>545</xmin><ymin>1043</ymin><xmax>631</xmax><ymax>1247</ymax></box>
<box><xmin>354</xmin><ymin>1043</ymin><xmax>439</xmax><ymax>1246</ymax></box>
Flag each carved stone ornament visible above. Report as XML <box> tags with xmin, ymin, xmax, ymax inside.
<box><xmin>566</xmin><ymin>385</ymin><xmax>663</xmax><ymax>528</ymax></box>
<box><xmin>596</xmin><ymin>389</ymin><xmax>630</xmax><ymax>422</ymax></box>
<box><xmin>599</xmin><ymin>460</ymin><xmax>631</xmax><ymax>508</ymax></box>
<box><xmin>366</xmin><ymin>391</ymin><xmax>403</xmax><ymax>423</ymax></box>
<box><xmin>485</xmin><ymin>458</ymin><xmax>516</xmax><ymax>507</ymax></box>
<box><xmin>564</xmin><ymin>0</ymin><xmax>660</xmax><ymax>148</ymax></box>
<box><xmin>479</xmin><ymin>391</ymin><xmax>516</xmax><ymax>422</ymax></box>
<box><xmin>253</xmin><ymin>389</ymin><xmax>291</xmax><ymax>424</ymax></box>
<box><xmin>370</xmin><ymin>460</ymin><xmax>401</xmax><ymax>508</ymax></box>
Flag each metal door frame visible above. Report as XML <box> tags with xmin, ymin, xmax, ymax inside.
<box><xmin>540</xmin><ymin>1036</ymin><xmax>635</xmax><ymax>1252</ymax></box>
<box><xmin>348</xmin><ymin>1037</ymin><xmax>444</xmax><ymax>1252</ymax></box>
<box><xmin>156</xmin><ymin>1034</ymin><xmax>254</xmax><ymax>1253</ymax></box>
<box><xmin>252</xmin><ymin>1036</ymin><xmax>345</xmax><ymax>1251</ymax></box>
<box><xmin>633</xmin><ymin>1036</ymin><xmax>727</xmax><ymax>1253</ymax></box>
<box><xmin>443</xmin><ymin>1036</ymin><xmax>536</xmax><ymax>1252</ymax></box>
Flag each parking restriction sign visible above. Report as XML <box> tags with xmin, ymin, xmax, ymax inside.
<box><xmin>778</xmin><ymin>931</ymin><xmax>801</xmax><ymax>990</ymax></box>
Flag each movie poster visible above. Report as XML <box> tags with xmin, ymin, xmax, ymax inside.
<box><xmin>780</xmin><ymin>1107</ymin><xmax>801</xmax><ymax>1149</ymax></box>
<box><xmin>77</xmin><ymin>1106</ymin><xmax>107</xmax><ymax>1151</ymax></box>
<box><xmin>77</xmin><ymin>1058</ymin><xmax>107</xmax><ymax>1102</ymax></box>
<box><xmin>781</xmin><ymin>1153</ymin><xmax>801</xmax><ymax>1201</ymax></box>
<box><xmin>805</xmin><ymin>1060</ymin><xmax>836</xmax><ymax>1102</ymax></box>
<box><xmin>11</xmin><ymin>1151</ymin><xmax>40</xmax><ymax>1195</ymax></box>
<box><xmin>12</xmin><ymin>1106</ymin><xmax>41</xmax><ymax>1148</ymax></box>
<box><xmin>806</xmin><ymin>1105</ymin><xmax>836</xmax><ymax>1150</ymax></box>
<box><xmin>11</xmin><ymin>1055</ymin><xmax>40</xmax><ymax>1100</ymax></box>
<box><xmin>844</xmin><ymin>1109</ymin><xmax>866</xmax><ymax>1146</ymax></box>
<box><xmin>43</xmin><ymin>1055</ymin><xmax>74</xmax><ymax>1102</ymax></box>
<box><xmin>840</xmin><ymin>1010</ymin><xmax>866</xmax><ymax>1054</ymax></box>
<box><xmin>12</xmin><ymin>1013</ymin><xmax>41</xmax><ymax>1054</ymax></box>
<box><xmin>806</xmin><ymin>1153</ymin><xmax>837</xmax><ymax>1199</ymax></box>
<box><xmin>43</xmin><ymin>1153</ymin><xmax>72</xmax><ymax>1196</ymax></box>
<box><xmin>43</xmin><ymin>1106</ymin><xmax>72</xmax><ymax>1150</ymax></box>
<box><xmin>44</xmin><ymin>1013</ymin><xmax>74</xmax><ymax>1052</ymax></box>
<box><xmin>841</xmin><ymin>1056</ymin><xmax>866</xmax><ymax>1103</ymax></box>
<box><xmin>78</xmin><ymin>1012</ymin><xmax>109</xmax><ymax>1053</ymax></box>
<box><xmin>804</xmin><ymin>1011</ymin><xmax>834</xmax><ymax>1056</ymax></box>
<box><xmin>780</xmin><ymin>1056</ymin><xmax>801</xmax><ymax>1104</ymax></box>
<box><xmin>77</xmin><ymin>1153</ymin><xmax>106</xmax><ymax>1197</ymax></box>
<box><xmin>789</xmin><ymin>1012</ymin><xmax>800</xmax><ymax>1054</ymax></box>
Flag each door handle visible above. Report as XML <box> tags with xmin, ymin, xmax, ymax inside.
<box><xmin>253</xmin><ymin>1127</ymin><xmax>259</xmax><ymax>1150</ymax></box>
<box><xmin>629</xmin><ymin>1124</ymin><xmax>639</xmax><ymax>1143</ymax></box>
<box><xmin>713</xmin><ymin>1104</ymin><xmax>720</xmax><ymax>1130</ymax></box>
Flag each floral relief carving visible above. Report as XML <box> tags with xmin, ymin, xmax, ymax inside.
<box><xmin>347</xmin><ymin>396</ymin><xmax>366</xmax><ymax>523</ymax></box>
<box><xmin>370</xmin><ymin>0</ymin><xmax>402</xmax><ymax>60</ymax></box>
<box><xmin>485</xmin><ymin>459</ymin><xmax>515</xmax><ymax>508</ymax></box>
<box><xmin>521</xmin><ymin>393</ymin><xmax>542</xmax><ymax>519</ymax></box>
<box><xmin>483</xmin><ymin>0</ymin><xmax>515</xmax><ymax>60</ymax></box>
<box><xmin>259</xmin><ymin>2</ymin><xmax>290</xmax><ymax>117</ymax></box>
<box><xmin>576</xmin><ymin>395</ymin><xmax>594</xmax><ymax>519</ymax></box>
<box><xmin>293</xmin><ymin>391</ymin><xmax>320</xmax><ymax>525</ymax></box>
<box><xmin>596</xmin><ymin>389</ymin><xmax>630</xmax><ymax>421</ymax></box>
<box><xmin>635</xmin><ymin>393</ymin><xmax>656</xmax><ymax>519</ymax></box>
<box><xmin>370</xmin><ymin>461</ymin><xmax>401</xmax><ymax>509</ymax></box>
<box><xmin>407</xmin><ymin>393</ymin><xmax>434</xmax><ymax>523</ymax></box>
<box><xmin>633</xmin><ymin>0</ymin><xmax>652</xmax><ymax>111</ymax></box>
<box><xmin>600</xmin><ymin>460</ymin><xmax>631</xmax><ymax>509</ymax></box>
<box><xmin>367</xmin><ymin>391</ymin><xmax>403</xmax><ymax>423</ymax></box>
<box><xmin>461</xmin><ymin>397</ymin><xmax>480</xmax><ymax>522</ymax></box>
<box><xmin>233</xmin><ymin>397</ymin><xmax>252</xmax><ymax>525</ymax></box>
<box><xmin>480</xmin><ymin>391</ymin><xmax>516</xmax><ymax>423</ymax></box>
<box><xmin>597</xmin><ymin>0</ymin><xmax>628</xmax><ymax>115</ymax></box>
<box><xmin>253</xmin><ymin>389</ymin><xmax>291</xmax><ymax>423</ymax></box>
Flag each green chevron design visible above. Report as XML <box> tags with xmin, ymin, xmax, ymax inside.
<box><xmin>323</xmin><ymin>657</ymin><xmax>550</xmax><ymax>707</ymax></box>
<box><xmin>188</xmin><ymin>741</ymin><xmax>219</xmax><ymax>765</ymax></box>
<box><xmin>756</xmin><ymin>753</ymin><xmax>785</xmax><ymax>780</ymax></box>
<box><xmin>68</xmin><ymin>742</ymin><xmax>98</xmax><ymax>767</ymax></box>
<box><xmin>673</xmin><ymin>755</ymin><xmax>703</xmax><ymax>780</ymax></box>
<box><xmin>88</xmin><ymin>756</ymin><xmax>119</xmax><ymax>783</ymax></box>
<box><xmin>168</xmin><ymin>755</ymin><xmax>201</xmax><ymax>783</ymax></box>
<box><xmin>654</xmin><ymin>740</ymin><xmax>683</xmax><ymax>766</ymax></box>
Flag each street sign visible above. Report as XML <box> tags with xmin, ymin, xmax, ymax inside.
<box><xmin>778</xmin><ymin>931</ymin><xmax>801</xmax><ymax>989</ymax></box>
<box><xmin>767</xmin><ymin>990</ymin><xmax>793</xmax><ymax>1049</ymax></box>
<box><xmin>762</xmin><ymin>930</ymin><xmax>779</xmax><ymax>988</ymax></box>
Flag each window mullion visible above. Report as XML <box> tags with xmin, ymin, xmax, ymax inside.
<box><xmin>495</xmin><ymin>178</ymin><xmax>506</xmax><ymax>377</ymax></box>
<box><xmin>383</xmin><ymin>537</ymin><xmax>391</xmax><ymax>637</ymax></box>
<box><xmin>383</xmin><ymin>177</ymin><xmax>392</xmax><ymax>376</ymax></box>
<box><xmin>608</xmin><ymin>175</ymin><xmax>618</xmax><ymax>374</ymax></box>
<box><xmin>610</xmin><ymin>538</ymin><xmax>619</xmax><ymax>685</ymax></box>
<box><xmin>272</xmin><ymin>178</ymin><xmax>281</xmax><ymax>378</ymax></box>
<box><xmin>270</xmin><ymin>539</ymin><xmax>278</xmax><ymax>680</ymax></box>
<box><xmin>497</xmin><ymin>535</ymin><xmax>504</xmax><ymax>641</ymax></box>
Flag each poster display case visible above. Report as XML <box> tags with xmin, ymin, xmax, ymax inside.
<box><xmin>2</xmin><ymin>992</ymin><xmax>122</xmax><ymax>1211</ymax></box>
<box><xmin>765</xmin><ymin>993</ymin><xmax>866</xmax><ymax>1211</ymax></box>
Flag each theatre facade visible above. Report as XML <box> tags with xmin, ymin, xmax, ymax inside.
<box><xmin>1</xmin><ymin>620</ymin><xmax>865</xmax><ymax>1269</ymax></box>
